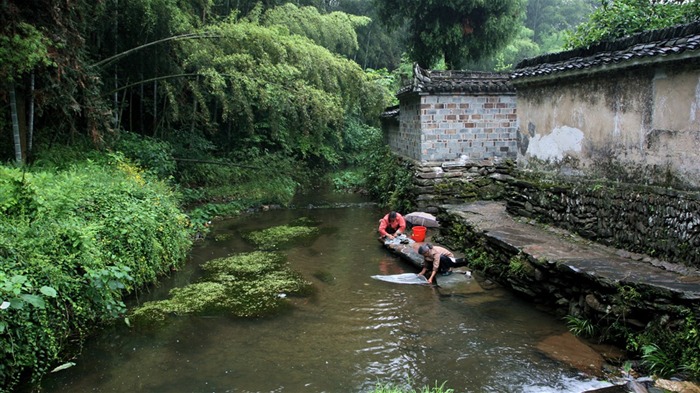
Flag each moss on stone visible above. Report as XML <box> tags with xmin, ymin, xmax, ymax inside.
<box><xmin>433</xmin><ymin>178</ymin><xmax>505</xmax><ymax>202</ymax></box>
<box><xmin>243</xmin><ymin>225</ymin><xmax>319</xmax><ymax>250</ymax></box>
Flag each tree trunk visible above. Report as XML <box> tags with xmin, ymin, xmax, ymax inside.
<box><xmin>10</xmin><ymin>82</ymin><xmax>23</xmax><ymax>164</ymax></box>
<box><xmin>113</xmin><ymin>0</ymin><xmax>119</xmax><ymax>128</ymax></box>
<box><xmin>153</xmin><ymin>79</ymin><xmax>158</xmax><ymax>136</ymax></box>
<box><xmin>28</xmin><ymin>72</ymin><xmax>35</xmax><ymax>155</ymax></box>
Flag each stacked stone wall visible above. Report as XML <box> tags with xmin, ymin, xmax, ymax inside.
<box><xmin>405</xmin><ymin>157</ymin><xmax>515</xmax><ymax>213</ymax></box>
<box><xmin>506</xmin><ymin>176</ymin><xmax>700</xmax><ymax>270</ymax></box>
<box><xmin>436</xmin><ymin>207</ymin><xmax>699</xmax><ymax>350</ymax></box>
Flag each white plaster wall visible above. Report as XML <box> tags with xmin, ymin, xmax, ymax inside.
<box><xmin>515</xmin><ymin>66</ymin><xmax>700</xmax><ymax>189</ymax></box>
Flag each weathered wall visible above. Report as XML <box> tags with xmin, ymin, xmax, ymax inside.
<box><xmin>514</xmin><ymin>64</ymin><xmax>700</xmax><ymax>190</ymax></box>
<box><xmin>387</xmin><ymin>96</ymin><xmax>422</xmax><ymax>161</ymax></box>
<box><xmin>506</xmin><ymin>175</ymin><xmax>700</xmax><ymax>269</ymax></box>
<box><xmin>388</xmin><ymin>94</ymin><xmax>518</xmax><ymax>163</ymax></box>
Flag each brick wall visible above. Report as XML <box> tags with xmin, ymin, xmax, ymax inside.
<box><xmin>388</xmin><ymin>93</ymin><xmax>519</xmax><ymax>163</ymax></box>
<box><xmin>419</xmin><ymin>94</ymin><xmax>518</xmax><ymax>162</ymax></box>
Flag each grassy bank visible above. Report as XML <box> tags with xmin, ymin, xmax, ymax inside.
<box><xmin>0</xmin><ymin>155</ymin><xmax>192</xmax><ymax>392</ymax></box>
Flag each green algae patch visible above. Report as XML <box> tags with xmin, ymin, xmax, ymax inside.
<box><xmin>202</xmin><ymin>251</ymin><xmax>287</xmax><ymax>278</ymax></box>
<box><xmin>130</xmin><ymin>251</ymin><xmax>313</xmax><ymax>326</ymax></box>
<box><xmin>243</xmin><ymin>225</ymin><xmax>319</xmax><ymax>250</ymax></box>
<box><xmin>129</xmin><ymin>300</ymin><xmax>176</xmax><ymax>327</ymax></box>
<box><xmin>213</xmin><ymin>233</ymin><xmax>233</xmax><ymax>242</ymax></box>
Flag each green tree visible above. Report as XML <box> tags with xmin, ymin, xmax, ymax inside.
<box><xmin>261</xmin><ymin>3</ymin><xmax>370</xmax><ymax>59</ymax></box>
<box><xmin>167</xmin><ymin>15</ymin><xmax>387</xmax><ymax>166</ymax></box>
<box><xmin>0</xmin><ymin>1</ymin><xmax>114</xmax><ymax>163</ymax></box>
<box><xmin>333</xmin><ymin>0</ymin><xmax>407</xmax><ymax>70</ymax></box>
<box><xmin>465</xmin><ymin>26</ymin><xmax>541</xmax><ymax>71</ymax></box>
<box><xmin>0</xmin><ymin>22</ymin><xmax>51</xmax><ymax>164</ymax></box>
<box><xmin>565</xmin><ymin>0</ymin><xmax>700</xmax><ymax>49</ymax></box>
<box><xmin>373</xmin><ymin>0</ymin><xmax>526</xmax><ymax>69</ymax></box>
<box><xmin>525</xmin><ymin>0</ymin><xmax>597</xmax><ymax>48</ymax></box>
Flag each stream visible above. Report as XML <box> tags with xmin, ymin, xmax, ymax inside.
<box><xmin>41</xmin><ymin>192</ymin><xmax>615</xmax><ymax>393</ymax></box>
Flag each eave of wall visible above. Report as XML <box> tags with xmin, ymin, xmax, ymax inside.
<box><xmin>511</xmin><ymin>50</ymin><xmax>700</xmax><ymax>86</ymax></box>
<box><xmin>511</xmin><ymin>21</ymin><xmax>700</xmax><ymax>85</ymax></box>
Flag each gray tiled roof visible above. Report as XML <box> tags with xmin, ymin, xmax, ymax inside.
<box><xmin>380</xmin><ymin>105</ymin><xmax>399</xmax><ymax>119</ymax></box>
<box><xmin>512</xmin><ymin>21</ymin><xmax>700</xmax><ymax>80</ymax></box>
<box><xmin>398</xmin><ymin>63</ymin><xmax>515</xmax><ymax>96</ymax></box>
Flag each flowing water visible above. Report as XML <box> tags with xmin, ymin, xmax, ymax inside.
<box><xmin>41</xmin><ymin>192</ymin><xmax>615</xmax><ymax>393</ymax></box>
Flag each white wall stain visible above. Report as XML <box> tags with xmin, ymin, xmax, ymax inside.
<box><xmin>526</xmin><ymin>126</ymin><xmax>585</xmax><ymax>162</ymax></box>
<box><xmin>613</xmin><ymin>98</ymin><xmax>622</xmax><ymax>138</ymax></box>
<box><xmin>691</xmin><ymin>76</ymin><xmax>700</xmax><ymax>123</ymax></box>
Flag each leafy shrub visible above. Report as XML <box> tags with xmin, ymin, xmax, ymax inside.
<box><xmin>329</xmin><ymin>169</ymin><xmax>366</xmax><ymax>192</ymax></box>
<box><xmin>362</xmin><ymin>142</ymin><xmax>416</xmax><ymax>212</ymax></box>
<box><xmin>564</xmin><ymin>315</ymin><xmax>597</xmax><ymax>339</ymax></box>
<box><xmin>631</xmin><ymin>310</ymin><xmax>700</xmax><ymax>379</ymax></box>
<box><xmin>0</xmin><ymin>157</ymin><xmax>192</xmax><ymax>391</ymax></box>
<box><xmin>110</xmin><ymin>131</ymin><xmax>176</xmax><ymax>179</ymax></box>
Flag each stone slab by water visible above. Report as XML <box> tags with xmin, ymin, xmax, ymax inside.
<box><xmin>444</xmin><ymin>201</ymin><xmax>700</xmax><ymax>301</ymax></box>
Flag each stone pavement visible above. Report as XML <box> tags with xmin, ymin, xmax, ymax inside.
<box><xmin>442</xmin><ymin>201</ymin><xmax>700</xmax><ymax>302</ymax></box>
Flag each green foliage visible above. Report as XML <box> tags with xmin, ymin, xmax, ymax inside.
<box><xmin>329</xmin><ymin>169</ymin><xmax>366</xmax><ymax>192</ymax></box>
<box><xmin>374</xmin><ymin>0</ymin><xmax>526</xmax><ymax>69</ymax></box>
<box><xmin>564</xmin><ymin>314</ymin><xmax>597</xmax><ymax>338</ymax></box>
<box><xmin>462</xmin><ymin>248</ymin><xmax>494</xmax><ymax>272</ymax></box>
<box><xmin>111</xmin><ymin>131</ymin><xmax>176</xmax><ymax>179</ymax></box>
<box><xmin>641</xmin><ymin>343</ymin><xmax>678</xmax><ymax>378</ymax></box>
<box><xmin>362</xmin><ymin>142</ymin><xmax>416</xmax><ymax>212</ymax></box>
<box><xmin>331</xmin><ymin>0</ymin><xmax>407</xmax><ymax>70</ymax></box>
<box><xmin>201</xmin><ymin>251</ymin><xmax>287</xmax><ymax>278</ymax></box>
<box><xmin>507</xmin><ymin>254</ymin><xmax>533</xmax><ymax>278</ymax></box>
<box><xmin>0</xmin><ymin>158</ymin><xmax>191</xmax><ymax>391</ymax></box>
<box><xmin>630</xmin><ymin>310</ymin><xmax>700</xmax><ymax>379</ymax></box>
<box><xmin>564</xmin><ymin>0</ymin><xmax>700</xmax><ymax>49</ymax></box>
<box><xmin>167</xmin><ymin>15</ymin><xmax>388</xmax><ymax>168</ymax></box>
<box><xmin>0</xmin><ymin>22</ymin><xmax>53</xmax><ymax>82</ymax></box>
<box><xmin>465</xmin><ymin>26</ymin><xmax>541</xmax><ymax>71</ymax></box>
<box><xmin>0</xmin><ymin>273</ymin><xmax>57</xmax><ymax>319</ymax></box>
<box><xmin>243</xmin><ymin>225</ymin><xmax>320</xmax><ymax>250</ymax></box>
<box><xmin>262</xmin><ymin>3</ymin><xmax>370</xmax><ymax>58</ymax></box>
<box><xmin>525</xmin><ymin>0</ymin><xmax>596</xmax><ymax>48</ymax></box>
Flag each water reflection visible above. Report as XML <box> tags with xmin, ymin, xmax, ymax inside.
<box><xmin>42</xmin><ymin>199</ymin><xmax>613</xmax><ymax>393</ymax></box>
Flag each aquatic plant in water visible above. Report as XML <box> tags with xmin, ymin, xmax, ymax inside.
<box><xmin>130</xmin><ymin>252</ymin><xmax>313</xmax><ymax>326</ymax></box>
<box><xmin>243</xmin><ymin>225</ymin><xmax>319</xmax><ymax>250</ymax></box>
<box><xmin>201</xmin><ymin>251</ymin><xmax>287</xmax><ymax>277</ymax></box>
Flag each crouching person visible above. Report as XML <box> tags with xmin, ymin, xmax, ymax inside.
<box><xmin>417</xmin><ymin>243</ymin><xmax>468</xmax><ymax>285</ymax></box>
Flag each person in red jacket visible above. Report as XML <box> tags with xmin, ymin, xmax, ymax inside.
<box><xmin>417</xmin><ymin>243</ymin><xmax>468</xmax><ymax>284</ymax></box>
<box><xmin>378</xmin><ymin>211</ymin><xmax>406</xmax><ymax>240</ymax></box>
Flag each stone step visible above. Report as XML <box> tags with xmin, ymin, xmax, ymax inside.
<box><xmin>443</xmin><ymin>201</ymin><xmax>700</xmax><ymax>301</ymax></box>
